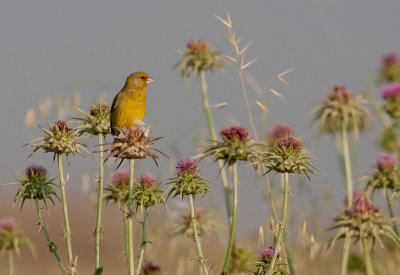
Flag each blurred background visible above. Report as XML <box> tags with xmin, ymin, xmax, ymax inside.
<box><xmin>1</xmin><ymin>0</ymin><xmax>400</xmax><ymax>274</ymax></box>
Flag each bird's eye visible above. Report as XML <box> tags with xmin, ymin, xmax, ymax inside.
<box><xmin>141</xmin><ymin>76</ymin><xmax>146</xmax><ymax>80</ymax></box>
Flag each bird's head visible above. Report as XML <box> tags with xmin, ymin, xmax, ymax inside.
<box><xmin>125</xmin><ymin>72</ymin><xmax>155</xmax><ymax>90</ymax></box>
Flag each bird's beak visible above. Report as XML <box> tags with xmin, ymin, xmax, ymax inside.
<box><xmin>146</xmin><ymin>77</ymin><xmax>155</xmax><ymax>85</ymax></box>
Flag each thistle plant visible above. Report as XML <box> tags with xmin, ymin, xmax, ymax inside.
<box><xmin>133</xmin><ymin>173</ymin><xmax>166</xmax><ymax>275</ymax></box>
<box><xmin>0</xmin><ymin>218</ymin><xmax>33</xmax><ymax>275</ymax></box>
<box><xmin>13</xmin><ymin>165</ymin><xmax>65</xmax><ymax>274</ymax></box>
<box><xmin>376</xmin><ymin>53</ymin><xmax>400</xmax><ymax>84</ymax></box>
<box><xmin>327</xmin><ymin>191</ymin><xmax>400</xmax><ymax>275</ymax></box>
<box><xmin>104</xmin><ymin>125</ymin><xmax>166</xmax><ymax>275</ymax></box>
<box><xmin>173</xmin><ymin>208</ymin><xmax>217</xmax><ymax>237</ymax></box>
<box><xmin>202</xmin><ymin>125</ymin><xmax>258</xmax><ymax>274</ymax></box>
<box><xmin>311</xmin><ymin>86</ymin><xmax>370</xmax><ymax>208</ymax></box>
<box><xmin>25</xmin><ymin>120</ymin><xmax>89</xmax><ymax>273</ymax></box>
<box><xmin>167</xmin><ymin>158</ymin><xmax>212</xmax><ymax>275</ymax></box>
<box><xmin>267</xmin><ymin>124</ymin><xmax>294</xmax><ymax>142</ymax></box>
<box><xmin>253</xmin><ymin>247</ymin><xmax>287</xmax><ymax>275</ymax></box>
<box><xmin>74</xmin><ymin>102</ymin><xmax>111</xmax><ymax>275</ymax></box>
<box><xmin>141</xmin><ymin>261</ymin><xmax>161</xmax><ymax>275</ymax></box>
<box><xmin>259</xmin><ymin>136</ymin><xmax>317</xmax><ymax>275</ymax></box>
<box><xmin>381</xmin><ymin>83</ymin><xmax>400</xmax><ymax>120</ymax></box>
<box><xmin>175</xmin><ymin>38</ymin><xmax>232</xmax><ymax>228</ymax></box>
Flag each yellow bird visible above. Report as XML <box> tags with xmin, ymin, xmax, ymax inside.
<box><xmin>110</xmin><ymin>72</ymin><xmax>155</xmax><ymax>137</ymax></box>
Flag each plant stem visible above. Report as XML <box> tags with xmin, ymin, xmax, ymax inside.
<box><xmin>135</xmin><ymin>208</ymin><xmax>149</xmax><ymax>275</ymax></box>
<box><xmin>57</xmin><ymin>154</ymin><xmax>74</xmax><ymax>269</ymax></box>
<box><xmin>199</xmin><ymin>70</ymin><xmax>232</xmax><ymax>221</ymax></box>
<box><xmin>267</xmin><ymin>173</ymin><xmax>289</xmax><ymax>275</ymax></box>
<box><xmin>8</xmin><ymin>251</ymin><xmax>14</xmax><ymax>275</ymax></box>
<box><xmin>35</xmin><ymin>198</ymin><xmax>66</xmax><ymax>274</ymax></box>
<box><xmin>362</xmin><ymin>238</ymin><xmax>374</xmax><ymax>275</ymax></box>
<box><xmin>341</xmin><ymin>124</ymin><xmax>353</xmax><ymax>208</ymax></box>
<box><xmin>189</xmin><ymin>194</ymin><xmax>208</xmax><ymax>275</ymax></box>
<box><xmin>221</xmin><ymin>163</ymin><xmax>238</xmax><ymax>275</ymax></box>
<box><xmin>340</xmin><ymin>234</ymin><xmax>351</xmax><ymax>275</ymax></box>
<box><xmin>385</xmin><ymin>188</ymin><xmax>399</xmax><ymax>235</ymax></box>
<box><xmin>123</xmin><ymin>216</ymin><xmax>130</xmax><ymax>272</ymax></box>
<box><xmin>127</xmin><ymin>159</ymin><xmax>135</xmax><ymax>275</ymax></box>
<box><xmin>94</xmin><ymin>134</ymin><xmax>105</xmax><ymax>273</ymax></box>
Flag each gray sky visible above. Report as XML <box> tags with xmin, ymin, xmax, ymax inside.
<box><xmin>1</xmin><ymin>0</ymin><xmax>400</xmax><ymax>233</ymax></box>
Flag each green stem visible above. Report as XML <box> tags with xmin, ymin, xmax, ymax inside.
<box><xmin>385</xmin><ymin>188</ymin><xmax>399</xmax><ymax>235</ymax></box>
<box><xmin>123</xmin><ymin>216</ymin><xmax>130</xmax><ymax>272</ymax></box>
<box><xmin>189</xmin><ymin>194</ymin><xmax>209</xmax><ymax>275</ymax></box>
<box><xmin>340</xmin><ymin>234</ymin><xmax>351</xmax><ymax>275</ymax></box>
<box><xmin>127</xmin><ymin>159</ymin><xmax>135</xmax><ymax>275</ymax></box>
<box><xmin>199</xmin><ymin>70</ymin><xmax>232</xmax><ymax>221</ymax></box>
<box><xmin>57</xmin><ymin>154</ymin><xmax>74</xmax><ymax>269</ymax></box>
<box><xmin>341</xmin><ymin>124</ymin><xmax>353</xmax><ymax>208</ymax></box>
<box><xmin>94</xmin><ymin>134</ymin><xmax>105</xmax><ymax>273</ymax></box>
<box><xmin>267</xmin><ymin>173</ymin><xmax>289</xmax><ymax>275</ymax></box>
<box><xmin>221</xmin><ymin>163</ymin><xmax>238</xmax><ymax>275</ymax></box>
<box><xmin>135</xmin><ymin>208</ymin><xmax>148</xmax><ymax>275</ymax></box>
<box><xmin>362</xmin><ymin>238</ymin><xmax>374</xmax><ymax>275</ymax></box>
<box><xmin>8</xmin><ymin>251</ymin><xmax>14</xmax><ymax>275</ymax></box>
<box><xmin>35</xmin><ymin>199</ymin><xmax>66</xmax><ymax>274</ymax></box>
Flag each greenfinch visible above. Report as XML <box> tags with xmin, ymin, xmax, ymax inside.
<box><xmin>110</xmin><ymin>72</ymin><xmax>154</xmax><ymax>136</ymax></box>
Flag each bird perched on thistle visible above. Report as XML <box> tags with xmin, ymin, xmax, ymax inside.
<box><xmin>110</xmin><ymin>72</ymin><xmax>154</xmax><ymax>137</ymax></box>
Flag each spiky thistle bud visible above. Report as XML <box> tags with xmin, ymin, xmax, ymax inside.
<box><xmin>203</xmin><ymin>125</ymin><xmax>257</xmax><ymax>166</ymax></box>
<box><xmin>0</xmin><ymin>218</ymin><xmax>33</xmax><ymax>256</ymax></box>
<box><xmin>13</xmin><ymin>165</ymin><xmax>58</xmax><ymax>208</ymax></box>
<box><xmin>260</xmin><ymin>136</ymin><xmax>317</xmax><ymax>179</ymax></box>
<box><xmin>253</xmin><ymin>246</ymin><xmax>287</xmax><ymax>275</ymax></box>
<box><xmin>310</xmin><ymin>86</ymin><xmax>370</xmax><ymax>137</ymax></box>
<box><xmin>167</xmin><ymin>158</ymin><xmax>212</xmax><ymax>199</ymax></box>
<box><xmin>104</xmin><ymin>125</ymin><xmax>167</xmax><ymax>168</ymax></box>
<box><xmin>132</xmin><ymin>173</ymin><xmax>165</xmax><ymax>210</ymax></box>
<box><xmin>173</xmin><ymin>208</ymin><xmax>217</xmax><ymax>237</ymax></box>
<box><xmin>381</xmin><ymin>83</ymin><xmax>400</xmax><ymax>119</ymax></box>
<box><xmin>104</xmin><ymin>170</ymin><xmax>130</xmax><ymax>204</ymax></box>
<box><xmin>74</xmin><ymin>102</ymin><xmax>111</xmax><ymax>135</ymax></box>
<box><xmin>377</xmin><ymin>53</ymin><xmax>400</xmax><ymax>84</ymax></box>
<box><xmin>25</xmin><ymin>120</ymin><xmax>89</xmax><ymax>163</ymax></box>
<box><xmin>176</xmin><ymin>39</ymin><xmax>227</xmax><ymax>78</ymax></box>
<box><xmin>327</xmin><ymin>191</ymin><xmax>400</xmax><ymax>250</ymax></box>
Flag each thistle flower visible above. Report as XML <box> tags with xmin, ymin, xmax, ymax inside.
<box><xmin>173</xmin><ymin>208</ymin><xmax>217</xmax><ymax>237</ymax></box>
<box><xmin>142</xmin><ymin>261</ymin><xmax>161</xmax><ymax>275</ymax></box>
<box><xmin>176</xmin><ymin>39</ymin><xmax>226</xmax><ymax>78</ymax></box>
<box><xmin>103</xmin><ymin>170</ymin><xmax>130</xmax><ymax>204</ymax></box>
<box><xmin>310</xmin><ymin>86</ymin><xmax>370</xmax><ymax>137</ymax></box>
<box><xmin>260</xmin><ymin>136</ymin><xmax>317</xmax><ymax>179</ymax></box>
<box><xmin>25</xmin><ymin>120</ymin><xmax>89</xmax><ymax>163</ymax></box>
<box><xmin>381</xmin><ymin>83</ymin><xmax>400</xmax><ymax>119</ymax></box>
<box><xmin>365</xmin><ymin>153</ymin><xmax>400</xmax><ymax>197</ymax></box>
<box><xmin>327</xmin><ymin>192</ymin><xmax>400</xmax><ymax>250</ymax></box>
<box><xmin>267</xmin><ymin>124</ymin><xmax>294</xmax><ymax>141</ymax></box>
<box><xmin>167</xmin><ymin>158</ymin><xmax>212</xmax><ymax>199</ymax></box>
<box><xmin>103</xmin><ymin>125</ymin><xmax>167</xmax><ymax>168</ymax></box>
<box><xmin>377</xmin><ymin>53</ymin><xmax>400</xmax><ymax>83</ymax></box>
<box><xmin>253</xmin><ymin>246</ymin><xmax>287</xmax><ymax>275</ymax></box>
<box><xmin>379</xmin><ymin>124</ymin><xmax>400</xmax><ymax>152</ymax></box>
<box><xmin>132</xmin><ymin>172</ymin><xmax>165</xmax><ymax>210</ymax></box>
<box><xmin>13</xmin><ymin>165</ymin><xmax>58</xmax><ymax>208</ymax></box>
<box><xmin>74</xmin><ymin>102</ymin><xmax>111</xmax><ymax>136</ymax></box>
<box><xmin>0</xmin><ymin>218</ymin><xmax>33</xmax><ymax>256</ymax></box>
<box><xmin>203</xmin><ymin>125</ymin><xmax>257</xmax><ymax>166</ymax></box>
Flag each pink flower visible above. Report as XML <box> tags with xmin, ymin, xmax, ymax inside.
<box><xmin>186</xmin><ymin>39</ymin><xmax>210</xmax><ymax>54</ymax></box>
<box><xmin>346</xmin><ymin>191</ymin><xmax>380</xmax><ymax>219</ymax></box>
<box><xmin>51</xmin><ymin>120</ymin><xmax>72</xmax><ymax>133</ymax></box>
<box><xmin>138</xmin><ymin>173</ymin><xmax>157</xmax><ymax>187</ymax></box>
<box><xmin>25</xmin><ymin>165</ymin><xmax>47</xmax><ymax>179</ymax></box>
<box><xmin>376</xmin><ymin>152</ymin><xmax>397</xmax><ymax>172</ymax></box>
<box><xmin>112</xmin><ymin>170</ymin><xmax>129</xmax><ymax>186</ymax></box>
<box><xmin>381</xmin><ymin>83</ymin><xmax>400</xmax><ymax>99</ymax></box>
<box><xmin>142</xmin><ymin>261</ymin><xmax>161</xmax><ymax>274</ymax></box>
<box><xmin>259</xmin><ymin>246</ymin><xmax>281</xmax><ymax>262</ymax></box>
<box><xmin>268</xmin><ymin>124</ymin><xmax>294</xmax><ymax>140</ymax></box>
<box><xmin>276</xmin><ymin>136</ymin><xmax>303</xmax><ymax>150</ymax></box>
<box><xmin>327</xmin><ymin>86</ymin><xmax>355</xmax><ymax>102</ymax></box>
<box><xmin>176</xmin><ymin>158</ymin><xmax>199</xmax><ymax>176</ymax></box>
<box><xmin>382</xmin><ymin>53</ymin><xmax>400</xmax><ymax>66</ymax></box>
<box><xmin>0</xmin><ymin>218</ymin><xmax>16</xmax><ymax>234</ymax></box>
<box><xmin>220</xmin><ymin>125</ymin><xmax>250</xmax><ymax>142</ymax></box>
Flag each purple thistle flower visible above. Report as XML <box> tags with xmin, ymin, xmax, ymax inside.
<box><xmin>176</xmin><ymin>158</ymin><xmax>199</xmax><ymax>176</ymax></box>
<box><xmin>51</xmin><ymin>120</ymin><xmax>72</xmax><ymax>133</ymax></box>
<box><xmin>25</xmin><ymin>165</ymin><xmax>47</xmax><ymax>179</ymax></box>
<box><xmin>381</xmin><ymin>83</ymin><xmax>400</xmax><ymax>99</ymax></box>
<box><xmin>89</xmin><ymin>103</ymin><xmax>111</xmax><ymax>116</ymax></box>
<box><xmin>112</xmin><ymin>170</ymin><xmax>129</xmax><ymax>186</ymax></box>
<box><xmin>382</xmin><ymin>53</ymin><xmax>400</xmax><ymax>66</ymax></box>
<box><xmin>268</xmin><ymin>124</ymin><xmax>294</xmax><ymax>140</ymax></box>
<box><xmin>346</xmin><ymin>191</ymin><xmax>380</xmax><ymax>219</ymax></box>
<box><xmin>0</xmin><ymin>218</ymin><xmax>16</xmax><ymax>234</ymax></box>
<box><xmin>259</xmin><ymin>246</ymin><xmax>281</xmax><ymax>262</ymax></box>
<box><xmin>186</xmin><ymin>39</ymin><xmax>210</xmax><ymax>54</ymax></box>
<box><xmin>220</xmin><ymin>125</ymin><xmax>250</xmax><ymax>142</ymax></box>
<box><xmin>327</xmin><ymin>86</ymin><xmax>355</xmax><ymax>102</ymax></box>
<box><xmin>276</xmin><ymin>136</ymin><xmax>303</xmax><ymax>150</ymax></box>
<box><xmin>138</xmin><ymin>172</ymin><xmax>157</xmax><ymax>187</ymax></box>
<box><xmin>142</xmin><ymin>261</ymin><xmax>161</xmax><ymax>274</ymax></box>
<box><xmin>376</xmin><ymin>152</ymin><xmax>397</xmax><ymax>173</ymax></box>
